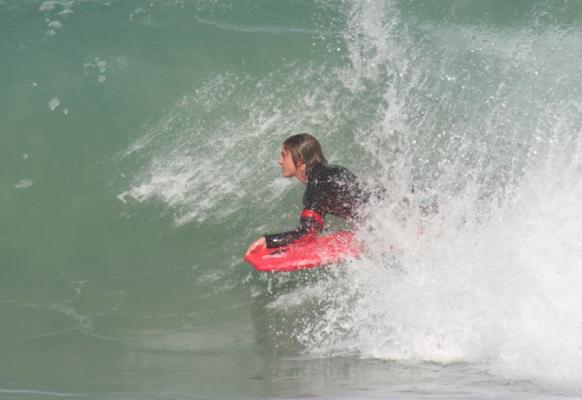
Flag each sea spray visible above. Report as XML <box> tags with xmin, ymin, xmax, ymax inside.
<box><xmin>277</xmin><ymin>0</ymin><xmax>582</xmax><ymax>392</ymax></box>
<box><xmin>293</xmin><ymin>162</ymin><xmax>582</xmax><ymax>390</ymax></box>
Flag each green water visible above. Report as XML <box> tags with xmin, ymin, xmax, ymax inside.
<box><xmin>2</xmin><ymin>1</ymin><xmax>582</xmax><ymax>399</ymax></box>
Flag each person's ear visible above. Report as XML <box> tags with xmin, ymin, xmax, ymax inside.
<box><xmin>297</xmin><ymin>159</ymin><xmax>306</xmax><ymax>172</ymax></box>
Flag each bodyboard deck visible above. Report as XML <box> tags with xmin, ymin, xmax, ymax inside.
<box><xmin>244</xmin><ymin>231</ymin><xmax>363</xmax><ymax>272</ymax></box>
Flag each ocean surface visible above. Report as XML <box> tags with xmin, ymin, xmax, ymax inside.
<box><xmin>2</xmin><ymin>1</ymin><xmax>582</xmax><ymax>399</ymax></box>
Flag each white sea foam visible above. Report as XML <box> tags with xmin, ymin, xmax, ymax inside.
<box><xmin>283</xmin><ymin>0</ymin><xmax>582</xmax><ymax>393</ymax></box>
<box><xmin>300</xmin><ymin>165</ymin><xmax>582</xmax><ymax>391</ymax></box>
<box><xmin>39</xmin><ymin>1</ymin><xmax>55</xmax><ymax>12</ymax></box>
<box><xmin>39</xmin><ymin>0</ymin><xmax>74</xmax><ymax>15</ymax></box>
<box><xmin>48</xmin><ymin>20</ymin><xmax>62</xmax><ymax>29</ymax></box>
<box><xmin>48</xmin><ymin>97</ymin><xmax>60</xmax><ymax>111</ymax></box>
<box><xmin>14</xmin><ymin>179</ymin><xmax>33</xmax><ymax>189</ymax></box>
<box><xmin>83</xmin><ymin>58</ymin><xmax>109</xmax><ymax>83</ymax></box>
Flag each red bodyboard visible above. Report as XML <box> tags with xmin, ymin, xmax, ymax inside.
<box><xmin>244</xmin><ymin>231</ymin><xmax>363</xmax><ymax>272</ymax></box>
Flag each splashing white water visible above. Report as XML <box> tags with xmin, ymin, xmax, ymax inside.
<box><xmin>286</xmin><ymin>0</ymin><xmax>582</xmax><ymax>392</ymax></box>
<box><xmin>294</xmin><ymin>163</ymin><xmax>582</xmax><ymax>391</ymax></box>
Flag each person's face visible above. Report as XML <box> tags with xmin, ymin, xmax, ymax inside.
<box><xmin>279</xmin><ymin>148</ymin><xmax>301</xmax><ymax>178</ymax></box>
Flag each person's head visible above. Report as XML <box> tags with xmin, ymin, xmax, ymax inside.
<box><xmin>278</xmin><ymin>133</ymin><xmax>327</xmax><ymax>182</ymax></box>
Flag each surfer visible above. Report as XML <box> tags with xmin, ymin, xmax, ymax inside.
<box><xmin>245</xmin><ymin>133</ymin><xmax>367</xmax><ymax>255</ymax></box>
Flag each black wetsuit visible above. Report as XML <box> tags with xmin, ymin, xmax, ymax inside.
<box><xmin>265</xmin><ymin>163</ymin><xmax>366</xmax><ymax>248</ymax></box>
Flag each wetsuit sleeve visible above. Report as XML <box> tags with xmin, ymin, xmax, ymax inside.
<box><xmin>264</xmin><ymin>210</ymin><xmax>324</xmax><ymax>248</ymax></box>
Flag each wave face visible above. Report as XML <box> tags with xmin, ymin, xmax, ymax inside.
<box><xmin>2</xmin><ymin>0</ymin><xmax>582</xmax><ymax>398</ymax></box>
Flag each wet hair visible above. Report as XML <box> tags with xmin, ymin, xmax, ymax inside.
<box><xmin>283</xmin><ymin>133</ymin><xmax>327</xmax><ymax>170</ymax></box>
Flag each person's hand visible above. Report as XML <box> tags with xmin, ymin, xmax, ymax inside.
<box><xmin>245</xmin><ymin>237</ymin><xmax>266</xmax><ymax>256</ymax></box>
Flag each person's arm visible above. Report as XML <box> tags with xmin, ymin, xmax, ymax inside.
<box><xmin>264</xmin><ymin>209</ymin><xmax>324</xmax><ymax>248</ymax></box>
